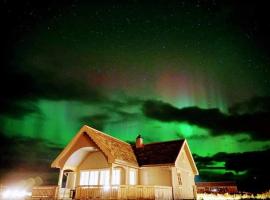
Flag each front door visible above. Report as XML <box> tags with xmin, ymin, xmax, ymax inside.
<box><xmin>66</xmin><ymin>172</ymin><xmax>76</xmax><ymax>189</ymax></box>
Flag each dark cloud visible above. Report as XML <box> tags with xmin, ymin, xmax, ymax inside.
<box><xmin>2</xmin><ymin>15</ymin><xmax>108</xmax><ymax>118</ymax></box>
<box><xmin>229</xmin><ymin>96</ymin><xmax>270</xmax><ymax>114</ymax></box>
<box><xmin>194</xmin><ymin>148</ymin><xmax>270</xmax><ymax>192</ymax></box>
<box><xmin>142</xmin><ymin>99</ymin><xmax>270</xmax><ymax>141</ymax></box>
<box><xmin>0</xmin><ymin>100</ymin><xmax>39</xmax><ymax>119</ymax></box>
<box><xmin>80</xmin><ymin>114</ymin><xmax>111</xmax><ymax>131</ymax></box>
<box><xmin>100</xmin><ymin>96</ymin><xmax>146</xmax><ymax>111</ymax></box>
<box><xmin>0</xmin><ymin>133</ymin><xmax>62</xmax><ymax>185</ymax></box>
<box><xmin>113</xmin><ymin>110</ymin><xmax>141</xmax><ymax>121</ymax></box>
<box><xmin>79</xmin><ymin>96</ymin><xmax>144</xmax><ymax>130</ymax></box>
<box><xmin>194</xmin><ymin>149</ymin><xmax>270</xmax><ymax>173</ymax></box>
<box><xmin>0</xmin><ymin>59</ymin><xmax>107</xmax><ymax>118</ymax></box>
<box><xmin>0</xmin><ymin>66</ymin><xmax>39</xmax><ymax>118</ymax></box>
<box><xmin>80</xmin><ymin>109</ymin><xmax>141</xmax><ymax>131</ymax></box>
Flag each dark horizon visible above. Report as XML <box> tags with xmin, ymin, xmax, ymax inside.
<box><xmin>2</xmin><ymin>0</ymin><xmax>270</xmax><ymax>193</ymax></box>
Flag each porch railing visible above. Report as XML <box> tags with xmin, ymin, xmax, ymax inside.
<box><xmin>29</xmin><ymin>185</ymin><xmax>173</xmax><ymax>200</ymax></box>
<box><xmin>31</xmin><ymin>185</ymin><xmax>58</xmax><ymax>199</ymax></box>
<box><xmin>75</xmin><ymin>185</ymin><xmax>173</xmax><ymax>200</ymax></box>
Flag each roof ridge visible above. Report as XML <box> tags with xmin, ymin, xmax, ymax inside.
<box><xmin>141</xmin><ymin>139</ymin><xmax>185</xmax><ymax>146</ymax></box>
<box><xmin>197</xmin><ymin>181</ymin><xmax>236</xmax><ymax>183</ymax></box>
<box><xmin>84</xmin><ymin>125</ymin><xmax>131</xmax><ymax>146</ymax></box>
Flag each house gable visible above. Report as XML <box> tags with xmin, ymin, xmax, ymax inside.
<box><xmin>52</xmin><ymin>125</ymin><xmax>197</xmax><ymax>173</ymax></box>
<box><xmin>79</xmin><ymin>151</ymin><xmax>109</xmax><ymax>170</ymax></box>
<box><xmin>51</xmin><ymin>125</ymin><xmax>138</xmax><ymax>169</ymax></box>
<box><xmin>86</xmin><ymin>126</ymin><xmax>138</xmax><ymax>166</ymax></box>
<box><xmin>51</xmin><ymin>130</ymin><xmax>99</xmax><ymax>169</ymax></box>
<box><xmin>175</xmin><ymin>140</ymin><xmax>199</xmax><ymax>175</ymax></box>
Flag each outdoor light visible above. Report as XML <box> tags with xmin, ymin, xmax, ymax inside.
<box><xmin>1</xmin><ymin>188</ymin><xmax>31</xmax><ymax>199</ymax></box>
<box><xmin>211</xmin><ymin>188</ymin><xmax>218</xmax><ymax>192</ymax></box>
<box><xmin>197</xmin><ymin>192</ymin><xmax>270</xmax><ymax>200</ymax></box>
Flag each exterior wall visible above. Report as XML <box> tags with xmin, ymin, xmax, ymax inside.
<box><xmin>113</xmin><ymin>164</ymin><xmax>139</xmax><ymax>185</ymax></box>
<box><xmin>174</xmin><ymin>149</ymin><xmax>196</xmax><ymax>199</ymax></box>
<box><xmin>127</xmin><ymin>167</ymin><xmax>139</xmax><ymax>185</ymax></box>
<box><xmin>78</xmin><ymin>151</ymin><xmax>109</xmax><ymax>170</ymax></box>
<box><xmin>66</xmin><ymin>152</ymin><xmax>140</xmax><ymax>188</ymax></box>
<box><xmin>139</xmin><ymin>166</ymin><xmax>172</xmax><ymax>186</ymax></box>
<box><xmin>112</xmin><ymin>165</ymin><xmax>126</xmax><ymax>185</ymax></box>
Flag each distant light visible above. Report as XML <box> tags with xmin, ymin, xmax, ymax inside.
<box><xmin>1</xmin><ymin>188</ymin><xmax>31</xmax><ymax>199</ymax></box>
<box><xmin>197</xmin><ymin>192</ymin><xmax>270</xmax><ymax>200</ymax></box>
<box><xmin>211</xmin><ymin>188</ymin><xmax>218</xmax><ymax>192</ymax></box>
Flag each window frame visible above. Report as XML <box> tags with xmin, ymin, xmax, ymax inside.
<box><xmin>129</xmin><ymin>169</ymin><xmax>136</xmax><ymax>185</ymax></box>
<box><xmin>80</xmin><ymin>169</ymin><xmax>110</xmax><ymax>186</ymax></box>
<box><xmin>112</xmin><ymin>169</ymin><xmax>121</xmax><ymax>185</ymax></box>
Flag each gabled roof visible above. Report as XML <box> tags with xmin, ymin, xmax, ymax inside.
<box><xmin>86</xmin><ymin>126</ymin><xmax>138</xmax><ymax>165</ymax></box>
<box><xmin>132</xmin><ymin>140</ymin><xmax>185</xmax><ymax>166</ymax></box>
<box><xmin>132</xmin><ymin>139</ymin><xmax>199</xmax><ymax>175</ymax></box>
<box><xmin>51</xmin><ymin>125</ymin><xmax>138</xmax><ymax>168</ymax></box>
<box><xmin>52</xmin><ymin>125</ymin><xmax>198</xmax><ymax>175</ymax></box>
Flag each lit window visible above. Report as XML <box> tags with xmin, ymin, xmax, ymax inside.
<box><xmin>112</xmin><ymin>169</ymin><xmax>120</xmax><ymax>185</ymax></box>
<box><xmin>100</xmin><ymin>170</ymin><xmax>110</xmax><ymax>185</ymax></box>
<box><xmin>80</xmin><ymin>171</ymin><xmax>89</xmax><ymax>185</ymax></box>
<box><xmin>89</xmin><ymin>171</ymin><xmax>99</xmax><ymax>185</ymax></box>
<box><xmin>129</xmin><ymin>169</ymin><xmax>136</xmax><ymax>185</ymax></box>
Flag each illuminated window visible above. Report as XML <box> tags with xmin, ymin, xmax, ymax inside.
<box><xmin>129</xmin><ymin>169</ymin><xmax>136</xmax><ymax>185</ymax></box>
<box><xmin>99</xmin><ymin>170</ymin><xmax>110</xmax><ymax>185</ymax></box>
<box><xmin>89</xmin><ymin>171</ymin><xmax>99</xmax><ymax>185</ymax></box>
<box><xmin>80</xmin><ymin>171</ymin><xmax>89</xmax><ymax>185</ymax></box>
<box><xmin>112</xmin><ymin>169</ymin><xmax>120</xmax><ymax>185</ymax></box>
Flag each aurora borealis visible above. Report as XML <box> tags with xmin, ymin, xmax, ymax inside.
<box><xmin>2</xmin><ymin>0</ymin><xmax>270</xmax><ymax>192</ymax></box>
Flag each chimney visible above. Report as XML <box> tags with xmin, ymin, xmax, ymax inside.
<box><xmin>136</xmin><ymin>134</ymin><xmax>144</xmax><ymax>148</ymax></box>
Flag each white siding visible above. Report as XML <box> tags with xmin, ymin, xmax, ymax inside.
<box><xmin>139</xmin><ymin>166</ymin><xmax>172</xmax><ymax>186</ymax></box>
<box><xmin>174</xmin><ymin>148</ymin><xmax>196</xmax><ymax>199</ymax></box>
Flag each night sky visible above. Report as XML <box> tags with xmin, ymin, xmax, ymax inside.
<box><xmin>2</xmin><ymin>0</ymin><xmax>270</xmax><ymax>192</ymax></box>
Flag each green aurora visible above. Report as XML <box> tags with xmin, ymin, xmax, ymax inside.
<box><xmin>2</xmin><ymin>0</ymin><xmax>270</xmax><ymax>191</ymax></box>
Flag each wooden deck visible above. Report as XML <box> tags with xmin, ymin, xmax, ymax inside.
<box><xmin>30</xmin><ymin>186</ymin><xmax>59</xmax><ymax>199</ymax></box>
<box><xmin>30</xmin><ymin>185</ymin><xmax>173</xmax><ymax>200</ymax></box>
<box><xmin>75</xmin><ymin>185</ymin><xmax>173</xmax><ymax>200</ymax></box>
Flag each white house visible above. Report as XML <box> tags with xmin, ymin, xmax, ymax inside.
<box><xmin>51</xmin><ymin>125</ymin><xmax>199</xmax><ymax>200</ymax></box>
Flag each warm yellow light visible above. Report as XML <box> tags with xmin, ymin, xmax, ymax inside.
<box><xmin>112</xmin><ymin>169</ymin><xmax>120</xmax><ymax>185</ymax></box>
<box><xmin>1</xmin><ymin>188</ymin><xmax>31</xmax><ymax>199</ymax></box>
<box><xmin>197</xmin><ymin>191</ymin><xmax>270</xmax><ymax>200</ymax></box>
<box><xmin>103</xmin><ymin>186</ymin><xmax>110</xmax><ymax>192</ymax></box>
<box><xmin>129</xmin><ymin>170</ymin><xmax>136</xmax><ymax>185</ymax></box>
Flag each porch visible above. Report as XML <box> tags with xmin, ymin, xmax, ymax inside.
<box><xmin>74</xmin><ymin>185</ymin><xmax>173</xmax><ymax>200</ymax></box>
<box><xmin>30</xmin><ymin>185</ymin><xmax>173</xmax><ymax>200</ymax></box>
